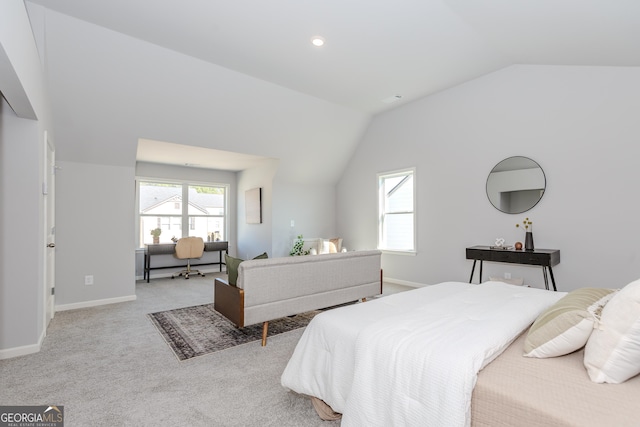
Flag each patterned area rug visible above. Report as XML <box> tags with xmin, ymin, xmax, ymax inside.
<box><xmin>148</xmin><ymin>304</ymin><xmax>318</xmax><ymax>361</ymax></box>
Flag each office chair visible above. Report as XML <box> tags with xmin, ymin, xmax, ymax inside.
<box><xmin>172</xmin><ymin>236</ymin><xmax>205</xmax><ymax>279</ymax></box>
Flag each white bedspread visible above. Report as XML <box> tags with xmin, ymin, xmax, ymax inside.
<box><xmin>281</xmin><ymin>281</ymin><xmax>565</xmax><ymax>427</ymax></box>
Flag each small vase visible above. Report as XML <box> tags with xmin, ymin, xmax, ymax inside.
<box><xmin>525</xmin><ymin>231</ymin><xmax>534</xmax><ymax>251</ymax></box>
<box><xmin>153</xmin><ymin>236</ymin><xmax>160</xmax><ymax>244</ymax></box>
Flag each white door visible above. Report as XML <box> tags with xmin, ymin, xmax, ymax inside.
<box><xmin>44</xmin><ymin>132</ymin><xmax>56</xmax><ymax>328</ymax></box>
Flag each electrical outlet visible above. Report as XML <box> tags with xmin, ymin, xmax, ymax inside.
<box><xmin>84</xmin><ymin>275</ymin><xmax>94</xmax><ymax>285</ymax></box>
<box><xmin>290</xmin><ymin>220</ymin><xmax>295</xmax><ymax>227</ymax></box>
<box><xmin>504</xmin><ymin>272</ymin><xmax>511</xmax><ymax>279</ymax></box>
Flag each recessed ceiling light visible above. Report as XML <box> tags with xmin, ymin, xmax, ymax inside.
<box><xmin>311</xmin><ymin>36</ymin><xmax>325</xmax><ymax>47</ymax></box>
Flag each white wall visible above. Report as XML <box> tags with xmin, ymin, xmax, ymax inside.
<box><xmin>0</xmin><ymin>0</ymin><xmax>52</xmax><ymax>356</ymax></box>
<box><xmin>236</xmin><ymin>161</ymin><xmax>278</xmax><ymax>259</ymax></box>
<box><xmin>55</xmin><ymin>161</ymin><xmax>136</xmax><ymax>307</ymax></box>
<box><xmin>0</xmin><ymin>100</ymin><xmax>43</xmax><ymax>351</ymax></box>
<box><xmin>338</xmin><ymin>65</ymin><xmax>640</xmax><ymax>291</ymax></box>
<box><xmin>271</xmin><ymin>179</ymin><xmax>338</xmax><ymax>258</ymax></box>
<box><xmin>204</xmin><ymin>159</ymin><xmax>341</xmax><ymax>260</ymax></box>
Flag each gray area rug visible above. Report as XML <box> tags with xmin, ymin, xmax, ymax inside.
<box><xmin>148</xmin><ymin>304</ymin><xmax>318</xmax><ymax>360</ymax></box>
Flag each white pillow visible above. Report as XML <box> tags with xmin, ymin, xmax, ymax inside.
<box><xmin>584</xmin><ymin>278</ymin><xmax>640</xmax><ymax>383</ymax></box>
<box><xmin>319</xmin><ymin>238</ymin><xmax>343</xmax><ymax>254</ymax></box>
<box><xmin>320</xmin><ymin>240</ymin><xmax>336</xmax><ymax>254</ymax></box>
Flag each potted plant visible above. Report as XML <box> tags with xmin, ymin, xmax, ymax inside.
<box><xmin>290</xmin><ymin>235</ymin><xmax>310</xmax><ymax>256</ymax></box>
<box><xmin>150</xmin><ymin>228</ymin><xmax>162</xmax><ymax>244</ymax></box>
<box><xmin>515</xmin><ymin>218</ymin><xmax>534</xmax><ymax>251</ymax></box>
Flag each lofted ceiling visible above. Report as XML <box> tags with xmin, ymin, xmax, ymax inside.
<box><xmin>27</xmin><ymin>0</ymin><xmax>640</xmax><ymax>114</ymax></box>
<box><xmin>23</xmin><ymin>0</ymin><xmax>640</xmax><ymax>173</ymax></box>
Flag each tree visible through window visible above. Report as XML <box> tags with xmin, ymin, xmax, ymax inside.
<box><xmin>378</xmin><ymin>169</ymin><xmax>415</xmax><ymax>252</ymax></box>
<box><xmin>137</xmin><ymin>180</ymin><xmax>227</xmax><ymax>246</ymax></box>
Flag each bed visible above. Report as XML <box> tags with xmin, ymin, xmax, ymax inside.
<box><xmin>280</xmin><ymin>281</ymin><xmax>640</xmax><ymax>426</ymax></box>
<box><xmin>471</xmin><ymin>332</ymin><xmax>640</xmax><ymax>427</ymax></box>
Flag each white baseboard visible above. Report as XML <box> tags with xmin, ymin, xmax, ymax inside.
<box><xmin>0</xmin><ymin>328</ymin><xmax>46</xmax><ymax>360</ymax></box>
<box><xmin>55</xmin><ymin>294</ymin><xmax>137</xmax><ymax>312</ymax></box>
<box><xmin>384</xmin><ymin>277</ymin><xmax>427</xmax><ymax>288</ymax></box>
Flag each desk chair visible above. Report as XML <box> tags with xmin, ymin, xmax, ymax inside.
<box><xmin>172</xmin><ymin>237</ymin><xmax>205</xmax><ymax>279</ymax></box>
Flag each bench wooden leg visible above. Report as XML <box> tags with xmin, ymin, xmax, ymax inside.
<box><xmin>261</xmin><ymin>321</ymin><xmax>269</xmax><ymax>346</ymax></box>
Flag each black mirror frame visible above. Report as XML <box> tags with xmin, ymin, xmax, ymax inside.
<box><xmin>486</xmin><ymin>156</ymin><xmax>546</xmax><ymax>214</ymax></box>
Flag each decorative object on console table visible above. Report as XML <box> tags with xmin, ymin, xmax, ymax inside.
<box><xmin>525</xmin><ymin>231</ymin><xmax>535</xmax><ymax>251</ymax></box>
<box><xmin>490</xmin><ymin>237</ymin><xmax>513</xmax><ymax>250</ymax></box>
<box><xmin>516</xmin><ymin>218</ymin><xmax>534</xmax><ymax>251</ymax></box>
<box><xmin>150</xmin><ymin>227</ymin><xmax>162</xmax><ymax>244</ymax></box>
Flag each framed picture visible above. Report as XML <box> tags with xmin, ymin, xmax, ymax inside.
<box><xmin>245</xmin><ymin>187</ymin><xmax>262</xmax><ymax>224</ymax></box>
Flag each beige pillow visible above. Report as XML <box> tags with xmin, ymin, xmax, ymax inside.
<box><xmin>523</xmin><ymin>287</ymin><xmax>616</xmax><ymax>358</ymax></box>
<box><xmin>584</xmin><ymin>278</ymin><xmax>640</xmax><ymax>383</ymax></box>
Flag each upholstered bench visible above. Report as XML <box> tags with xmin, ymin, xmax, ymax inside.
<box><xmin>214</xmin><ymin>250</ymin><xmax>382</xmax><ymax>345</ymax></box>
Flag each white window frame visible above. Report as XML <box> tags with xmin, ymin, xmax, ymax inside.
<box><xmin>377</xmin><ymin>168</ymin><xmax>416</xmax><ymax>254</ymax></box>
<box><xmin>135</xmin><ymin>177</ymin><xmax>229</xmax><ymax>248</ymax></box>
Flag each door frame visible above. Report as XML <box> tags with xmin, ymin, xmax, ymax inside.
<box><xmin>43</xmin><ymin>130</ymin><xmax>56</xmax><ymax>330</ymax></box>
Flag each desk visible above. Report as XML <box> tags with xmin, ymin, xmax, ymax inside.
<box><xmin>466</xmin><ymin>246</ymin><xmax>560</xmax><ymax>291</ymax></box>
<box><xmin>144</xmin><ymin>241</ymin><xmax>229</xmax><ymax>282</ymax></box>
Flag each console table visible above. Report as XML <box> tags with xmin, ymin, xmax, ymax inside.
<box><xmin>144</xmin><ymin>241</ymin><xmax>229</xmax><ymax>282</ymax></box>
<box><xmin>466</xmin><ymin>246</ymin><xmax>560</xmax><ymax>291</ymax></box>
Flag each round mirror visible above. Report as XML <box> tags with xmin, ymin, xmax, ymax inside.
<box><xmin>486</xmin><ymin>156</ymin><xmax>546</xmax><ymax>214</ymax></box>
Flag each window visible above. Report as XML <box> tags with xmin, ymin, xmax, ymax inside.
<box><xmin>137</xmin><ymin>180</ymin><xmax>228</xmax><ymax>247</ymax></box>
<box><xmin>378</xmin><ymin>169</ymin><xmax>415</xmax><ymax>252</ymax></box>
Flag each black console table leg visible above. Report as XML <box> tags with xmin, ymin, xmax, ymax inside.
<box><xmin>548</xmin><ymin>265</ymin><xmax>557</xmax><ymax>292</ymax></box>
<box><xmin>145</xmin><ymin>253</ymin><xmax>150</xmax><ymax>283</ymax></box>
<box><xmin>469</xmin><ymin>260</ymin><xmax>477</xmax><ymax>283</ymax></box>
<box><xmin>479</xmin><ymin>260</ymin><xmax>483</xmax><ymax>284</ymax></box>
<box><xmin>542</xmin><ymin>267</ymin><xmax>549</xmax><ymax>291</ymax></box>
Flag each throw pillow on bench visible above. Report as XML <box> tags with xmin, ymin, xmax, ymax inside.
<box><xmin>225</xmin><ymin>252</ymin><xmax>268</xmax><ymax>285</ymax></box>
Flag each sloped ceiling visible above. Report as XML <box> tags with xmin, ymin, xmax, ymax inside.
<box><xmin>24</xmin><ymin>0</ymin><xmax>640</xmax><ymax>180</ymax></box>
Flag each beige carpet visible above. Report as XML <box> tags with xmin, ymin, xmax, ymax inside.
<box><xmin>0</xmin><ymin>272</ymin><xmax>408</xmax><ymax>426</ymax></box>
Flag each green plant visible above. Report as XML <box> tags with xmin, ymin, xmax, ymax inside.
<box><xmin>290</xmin><ymin>234</ymin><xmax>310</xmax><ymax>256</ymax></box>
<box><xmin>150</xmin><ymin>228</ymin><xmax>162</xmax><ymax>237</ymax></box>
